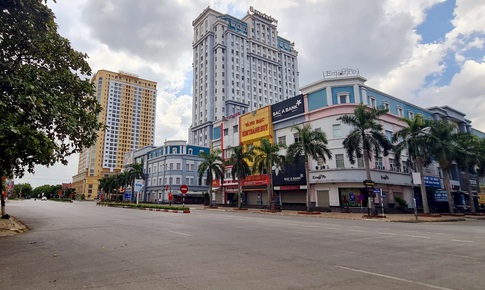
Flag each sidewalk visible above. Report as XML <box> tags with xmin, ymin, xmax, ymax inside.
<box><xmin>194</xmin><ymin>205</ymin><xmax>485</xmax><ymax>223</ymax></box>
<box><xmin>0</xmin><ymin>216</ymin><xmax>28</xmax><ymax>237</ymax></box>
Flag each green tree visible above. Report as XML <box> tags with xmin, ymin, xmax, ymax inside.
<box><xmin>393</xmin><ymin>114</ymin><xmax>434</xmax><ymax>214</ymax></box>
<box><xmin>252</xmin><ymin>138</ymin><xmax>286</xmax><ymax>211</ymax></box>
<box><xmin>0</xmin><ymin>0</ymin><xmax>104</xmax><ymax>215</ymax></box>
<box><xmin>430</xmin><ymin>120</ymin><xmax>459</xmax><ymax>214</ymax></box>
<box><xmin>198</xmin><ymin>149</ymin><xmax>225</xmax><ymax>207</ymax></box>
<box><xmin>287</xmin><ymin>124</ymin><xmax>332</xmax><ymax>212</ymax></box>
<box><xmin>125</xmin><ymin>163</ymin><xmax>146</xmax><ymax>203</ymax></box>
<box><xmin>454</xmin><ymin>133</ymin><xmax>482</xmax><ymax>213</ymax></box>
<box><xmin>339</xmin><ymin>104</ymin><xmax>392</xmax><ymax>214</ymax></box>
<box><xmin>14</xmin><ymin>183</ymin><xmax>33</xmax><ymax>198</ymax></box>
<box><xmin>227</xmin><ymin>145</ymin><xmax>255</xmax><ymax>209</ymax></box>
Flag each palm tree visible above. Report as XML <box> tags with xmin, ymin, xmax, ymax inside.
<box><xmin>198</xmin><ymin>149</ymin><xmax>225</xmax><ymax>207</ymax></box>
<box><xmin>430</xmin><ymin>120</ymin><xmax>459</xmax><ymax>214</ymax></box>
<box><xmin>227</xmin><ymin>145</ymin><xmax>255</xmax><ymax>209</ymax></box>
<box><xmin>339</xmin><ymin>104</ymin><xmax>392</xmax><ymax>214</ymax></box>
<box><xmin>252</xmin><ymin>138</ymin><xmax>287</xmax><ymax>211</ymax></box>
<box><xmin>125</xmin><ymin>163</ymin><xmax>146</xmax><ymax>203</ymax></box>
<box><xmin>287</xmin><ymin>124</ymin><xmax>332</xmax><ymax>212</ymax></box>
<box><xmin>393</xmin><ymin>114</ymin><xmax>434</xmax><ymax>214</ymax></box>
<box><xmin>454</xmin><ymin>133</ymin><xmax>482</xmax><ymax>214</ymax></box>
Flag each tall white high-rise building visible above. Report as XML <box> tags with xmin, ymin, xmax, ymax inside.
<box><xmin>190</xmin><ymin>6</ymin><xmax>299</xmax><ymax>146</ymax></box>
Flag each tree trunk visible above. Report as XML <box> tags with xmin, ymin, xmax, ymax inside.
<box><xmin>305</xmin><ymin>156</ymin><xmax>311</xmax><ymax>212</ymax></box>
<box><xmin>237</xmin><ymin>179</ymin><xmax>242</xmax><ymax>209</ymax></box>
<box><xmin>465</xmin><ymin>170</ymin><xmax>476</xmax><ymax>213</ymax></box>
<box><xmin>1</xmin><ymin>193</ymin><xmax>5</xmax><ymax>217</ymax></box>
<box><xmin>268</xmin><ymin>173</ymin><xmax>273</xmax><ymax>211</ymax></box>
<box><xmin>363</xmin><ymin>150</ymin><xmax>373</xmax><ymax>215</ymax></box>
<box><xmin>443</xmin><ymin>168</ymin><xmax>454</xmax><ymax>214</ymax></box>
<box><xmin>416</xmin><ymin>157</ymin><xmax>430</xmax><ymax>214</ymax></box>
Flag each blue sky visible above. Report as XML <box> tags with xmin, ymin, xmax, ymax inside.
<box><xmin>15</xmin><ymin>0</ymin><xmax>485</xmax><ymax>188</ymax></box>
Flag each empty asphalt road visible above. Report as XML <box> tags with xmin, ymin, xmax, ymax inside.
<box><xmin>1</xmin><ymin>200</ymin><xmax>485</xmax><ymax>290</ymax></box>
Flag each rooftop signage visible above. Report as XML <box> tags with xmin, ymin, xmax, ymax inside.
<box><xmin>271</xmin><ymin>94</ymin><xmax>304</xmax><ymax>122</ymax></box>
<box><xmin>323</xmin><ymin>68</ymin><xmax>359</xmax><ymax>78</ymax></box>
<box><xmin>249</xmin><ymin>6</ymin><xmax>278</xmax><ymax>24</ymax></box>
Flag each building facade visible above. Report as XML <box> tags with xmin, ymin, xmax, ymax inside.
<box><xmin>210</xmin><ymin>72</ymin><xmax>483</xmax><ymax>212</ymax></box>
<box><xmin>190</xmin><ymin>6</ymin><xmax>299</xmax><ymax>147</ymax></box>
<box><xmin>72</xmin><ymin>70</ymin><xmax>157</xmax><ymax>199</ymax></box>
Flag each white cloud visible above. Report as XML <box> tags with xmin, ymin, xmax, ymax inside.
<box><xmin>16</xmin><ymin>0</ymin><xmax>485</xmax><ymax>188</ymax></box>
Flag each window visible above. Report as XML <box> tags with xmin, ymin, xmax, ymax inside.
<box><xmin>338</xmin><ymin>93</ymin><xmax>349</xmax><ymax>104</ymax></box>
<box><xmin>176</xmin><ymin>177</ymin><xmax>180</xmax><ymax>184</ymax></box>
<box><xmin>332</xmin><ymin>124</ymin><xmax>341</xmax><ymax>137</ymax></box>
<box><xmin>278</xmin><ymin>136</ymin><xmax>286</xmax><ymax>145</ymax></box>
<box><xmin>369</xmin><ymin>97</ymin><xmax>376</xmax><ymax>108</ymax></box>
<box><xmin>294</xmin><ymin>133</ymin><xmax>301</xmax><ymax>143</ymax></box>
<box><xmin>224</xmin><ymin>128</ymin><xmax>229</xmax><ymax>136</ymax></box>
<box><xmin>385</xmin><ymin>130</ymin><xmax>392</xmax><ymax>142</ymax></box>
<box><xmin>172</xmin><ymin>148</ymin><xmax>178</xmax><ymax>154</ymax></box>
<box><xmin>408</xmin><ymin>111</ymin><xmax>414</xmax><ymax>119</ymax></box>
<box><xmin>375</xmin><ymin>157</ymin><xmax>384</xmax><ymax>170</ymax></box>
<box><xmin>233</xmin><ymin>125</ymin><xmax>238</xmax><ymax>133</ymax></box>
<box><xmin>177</xmin><ymin>163</ymin><xmax>181</xmax><ymax>170</ymax></box>
<box><xmin>336</xmin><ymin>154</ymin><xmax>345</xmax><ymax>168</ymax></box>
<box><xmin>357</xmin><ymin>157</ymin><xmax>364</xmax><ymax>168</ymax></box>
<box><xmin>403</xmin><ymin>161</ymin><xmax>409</xmax><ymax>173</ymax></box>
<box><xmin>383</xmin><ymin>102</ymin><xmax>390</xmax><ymax>110</ymax></box>
<box><xmin>188</xmin><ymin>149</ymin><xmax>193</xmax><ymax>155</ymax></box>
<box><xmin>397</xmin><ymin>106</ymin><xmax>403</xmax><ymax>117</ymax></box>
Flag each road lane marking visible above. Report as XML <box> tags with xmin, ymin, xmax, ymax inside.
<box><xmin>378</xmin><ymin>232</ymin><xmax>398</xmax><ymax>236</ymax></box>
<box><xmin>404</xmin><ymin>234</ymin><xmax>430</xmax><ymax>239</ymax></box>
<box><xmin>168</xmin><ymin>231</ymin><xmax>192</xmax><ymax>236</ymax></box>
<box><xmin>335</xmin><ymin>265</ymin><xmax>454</xmax><ymax>290</ymax></box>
<box><xmin>451</xmin><ymin>239</ymin><xmax>474</xmax><ymax>243</ymax></box>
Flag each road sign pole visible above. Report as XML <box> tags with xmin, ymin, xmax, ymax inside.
<box><xmin>380</xmin><ymin>189</ymin><xmax>385</xmax><ymax>217</ymax></box>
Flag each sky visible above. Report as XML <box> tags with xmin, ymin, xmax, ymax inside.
<box><xmin>14</xmin><ymin>0</ymin><xmax>485</xmax><ymax>188</ymax></box>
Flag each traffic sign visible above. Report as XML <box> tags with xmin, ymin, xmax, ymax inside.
<box><xmin>180</xmin><ymin>184</ymin><xmax>188</xmax><ymax>194</ymax></box>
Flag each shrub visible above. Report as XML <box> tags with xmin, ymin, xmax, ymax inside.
<box><xmin>394</xmin><ymin>196</ymin><xmax>408</xmax><ymax>209</ymax></box>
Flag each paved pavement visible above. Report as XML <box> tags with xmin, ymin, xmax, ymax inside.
<box><xmin>1</xmin><ymin>202</ymin><xmax>483</xmax><ymax>238</ymax></box>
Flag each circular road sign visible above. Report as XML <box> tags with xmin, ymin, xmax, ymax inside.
<box><xmin>180</xmin><ymin>184</ymin><xmax>188</xmax><ymax>194</ymax></box>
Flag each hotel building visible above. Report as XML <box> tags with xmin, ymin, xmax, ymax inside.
<box><xmin>190</xmin><ymin>6</ymin><xmax>299</xmax><ymax>146</ymax></box>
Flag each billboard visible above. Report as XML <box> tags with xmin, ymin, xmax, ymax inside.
<box><xmin>271</xmin><ymin>94</ymin><xmax>304</xmax><ymax>122</ymax></box>
<box><xmin>272</xmin><ymin>155</ymin><xmax>306</xmax><ymax>186</ymax></box>
<box><xmin>240</xmin><ymin>106</ymin><xmax>272</xmax><ymax>143</ymax></box>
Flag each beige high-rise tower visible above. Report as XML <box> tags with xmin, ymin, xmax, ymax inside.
<box><xmin>72</xmin><ymin>70</ymin><xmax>157</xmax><ymax>199</ymax></box>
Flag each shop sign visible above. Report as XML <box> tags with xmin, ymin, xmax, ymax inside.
<box><xmin>273</xmin><ymin>155</ymin><xmax>306</xmax><ymax>185</ymax></box>
<box><xmin>242</xmin><ymin>174</ymin><xmax>268</xmax><ymax>186</ymax></box>
<box><xmin>271</xmin><ymin>95</ymin><xmax>304</xmax><ymax>122</ymax></box>
<box><xmin>240</xmin><ymin>107</ymin><xmax>271</xmax><ymax>142</ymax></box>
<box><xmin>424</xmin><ymin>176</ymin><xmax>441</xmax><ymax>188</ymax></box>
<box><xmin>434</xmin><ymin>190</ymin><xmax>448</xmax><ymax>202</ymax></box>
<box><xmin>311</xmin><ymin>174</ymin><xmax>327</xmax><ymax>180</ymax></box>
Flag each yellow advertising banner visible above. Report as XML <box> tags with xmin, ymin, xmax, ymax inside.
<box><xmin>240</xmin><ymin>107</ymin><xmax>272</xmax><ymax>143</ymax></box>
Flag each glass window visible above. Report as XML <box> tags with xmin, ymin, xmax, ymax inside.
<box><xmin>332</xmin><ymin>124</ymin><xmax>341</xmax><ymax>137</ymax></box>
<box><xmin>233</xmin><ymin>125</ymin><xmax>238</xmax><ymax>133</ymax></box>
<box><xmin>369</xmin><ymin>97</ymin><xmax>376</xmax><ymax>108</ymax></box>
<box><xmin>385</xmin><ymin>130</ymin><xmax>392</xmax><ymax>142</ymax></box>
<box><xmin>357</xmin><ymin>157</ymin><xmax>364</xmax><ymax>168</ymax></box>
<box><xmin>294</xmin><ymin>133</ymin><xmax>301</xmax><ymax>143</ymax></box>
<box><xmin>336</xmin><ymin>154</ymin><xmax>344</xmax><ymax>168</ymax></box>
<box><xmin>278</xmin><ymin>136</ymin><xmax>286</xmax><ymax>145</ymax></box>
